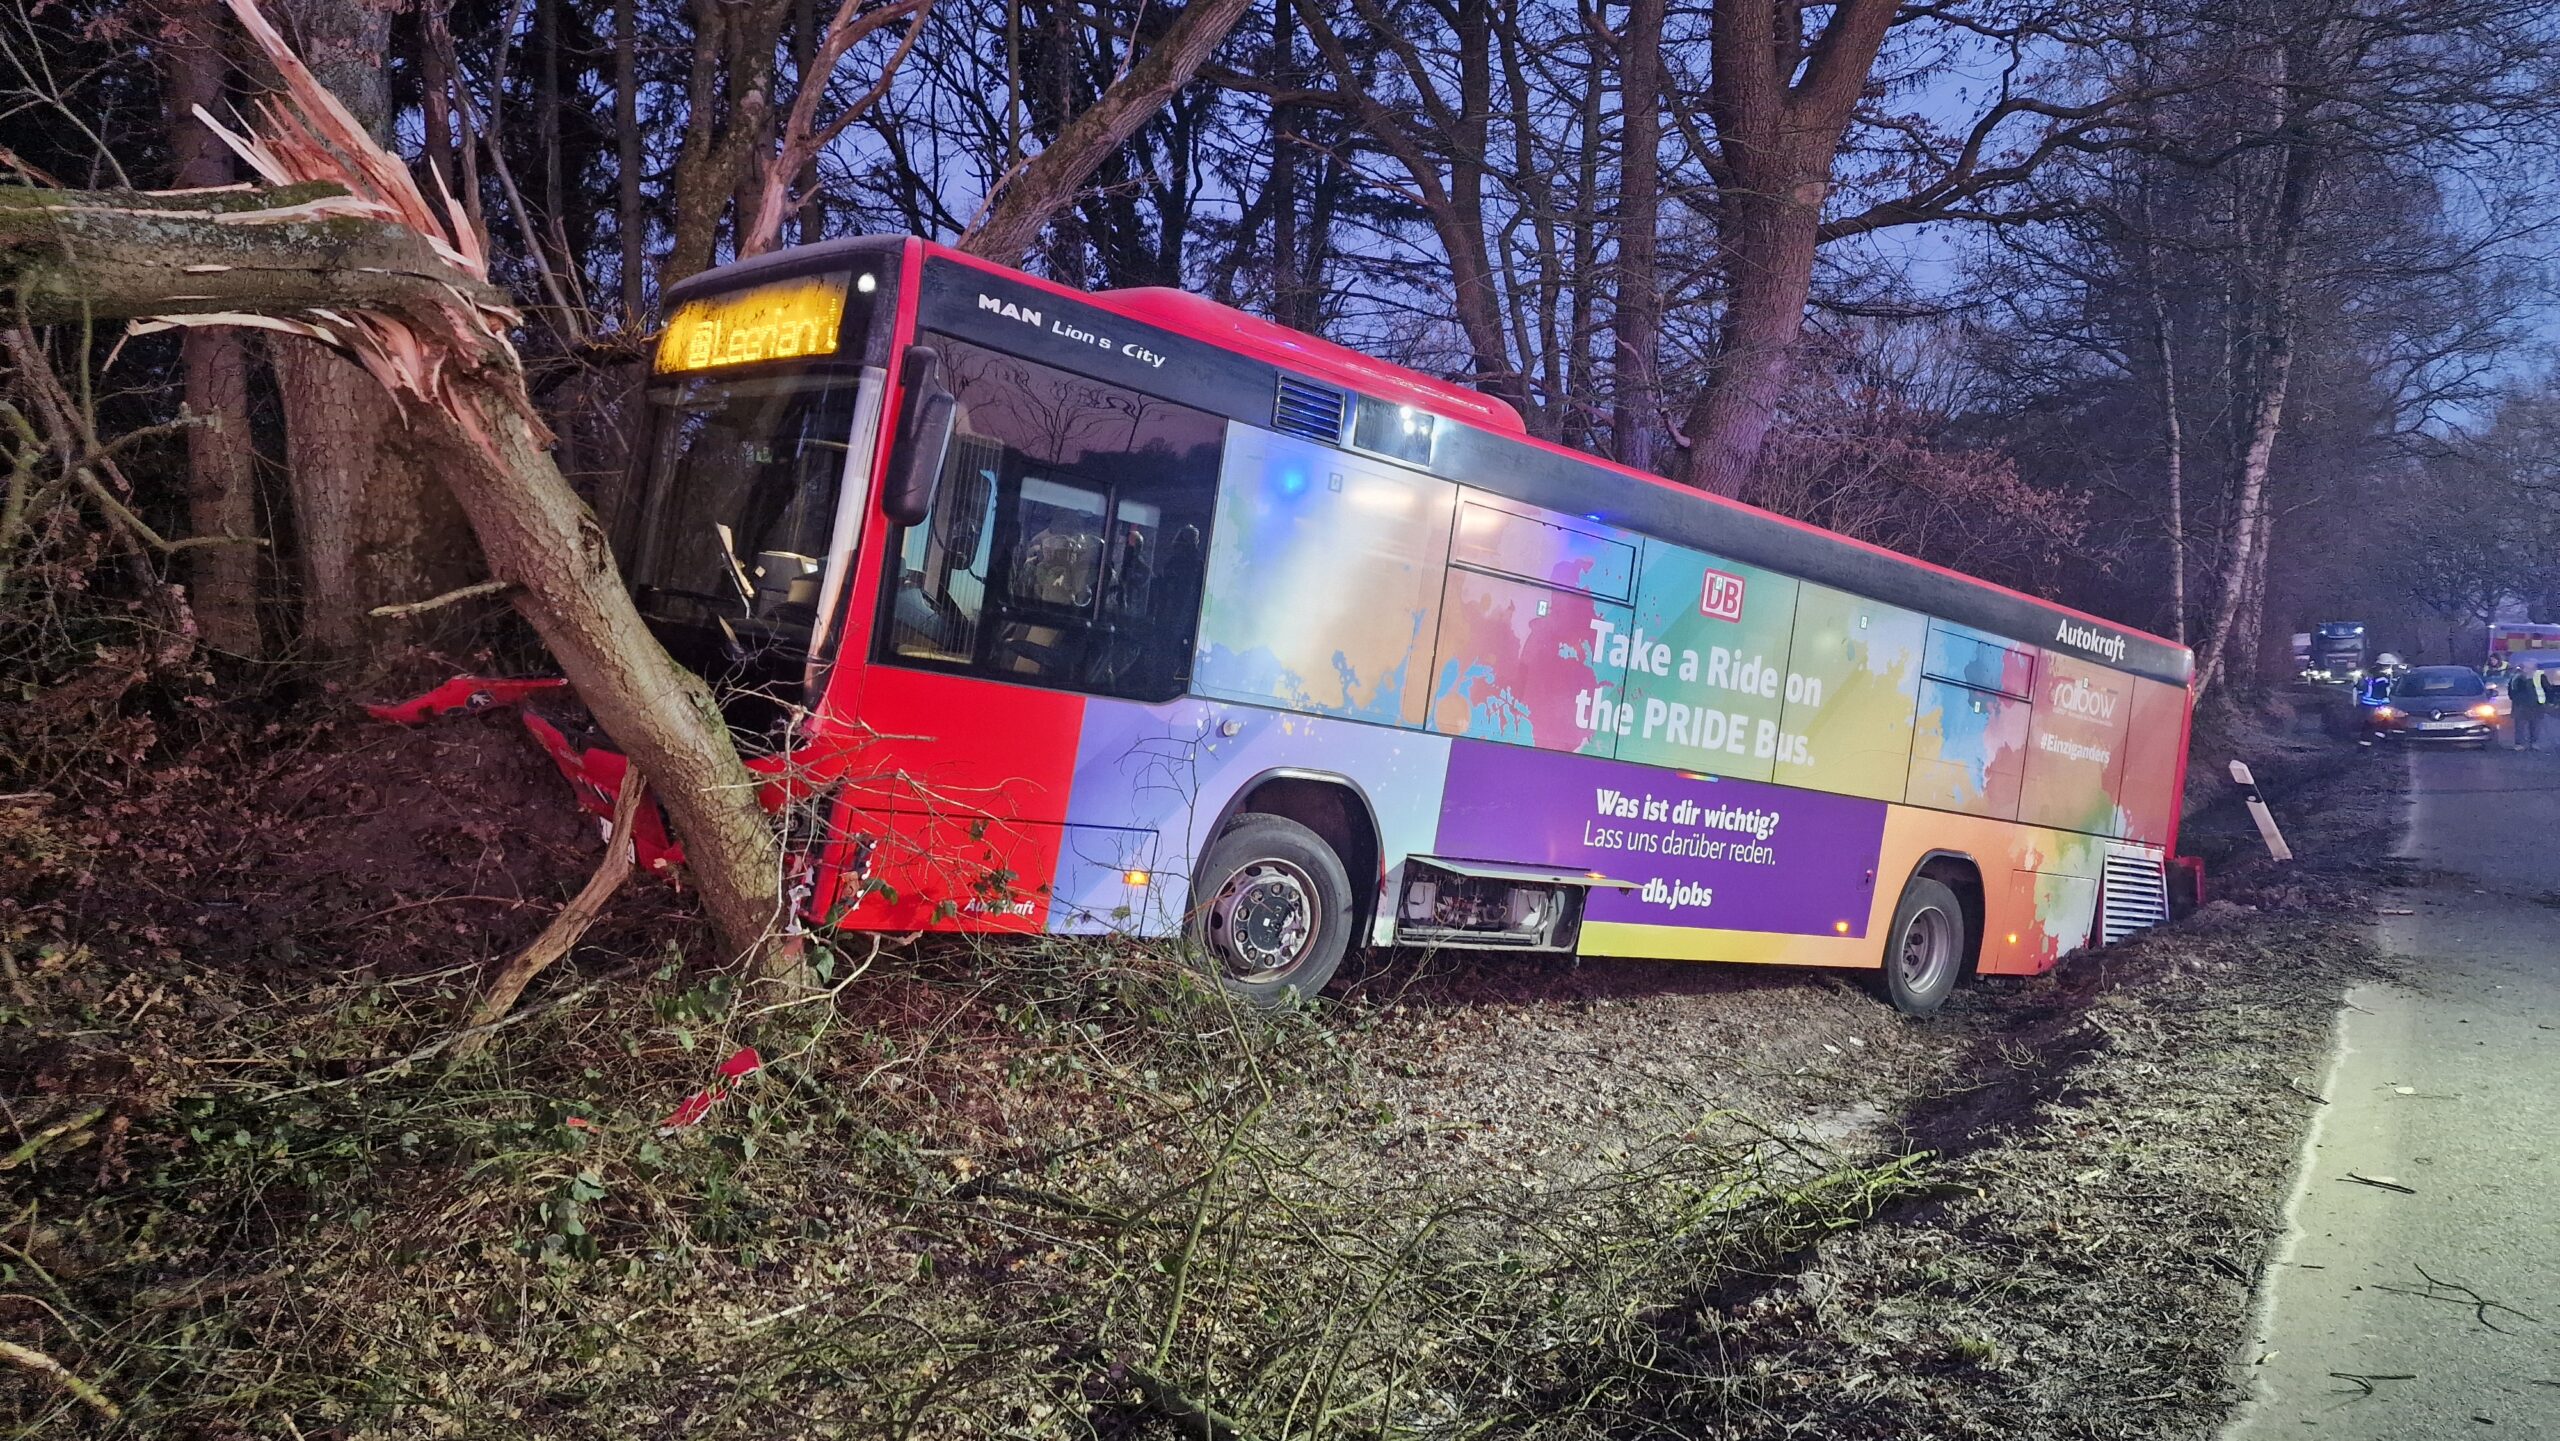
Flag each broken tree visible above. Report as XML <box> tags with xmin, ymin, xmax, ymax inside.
<box><xmin>0</xmin><ymin>0</ymin><xmax>791</xmax><ymax>967</ymax></box>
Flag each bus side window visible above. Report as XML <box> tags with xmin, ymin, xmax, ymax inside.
<box><xmin>877</xmin><ymin>335</ymin><xmax>1223</xmax><ymax>703</ymax></box>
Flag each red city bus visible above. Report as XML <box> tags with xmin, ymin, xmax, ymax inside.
<box><xmin>612</xmin><ymin>235</ymin><xmax>2194</xmax><ymax>1015</ymax></box>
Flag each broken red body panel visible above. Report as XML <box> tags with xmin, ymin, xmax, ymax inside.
<box><xmin>362</xmin><ymin>675</ymin><xmax>570</xmax><ymax>725</ymax></box>
<box><xmin>363</xmin><ymin>674</ymin><xmax>871</xmax><ymax>896</ymax></box>
<box><xmin>517</xmin><ymin>710</ymin><xmax>689</xmax><ymax>876</ymax></box>
<box><xmin>660</xmin><ymin>1046</ymin><xmax>764</xmax><ymax>1130</ymax></box>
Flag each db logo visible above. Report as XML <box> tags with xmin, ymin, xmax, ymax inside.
<box><xmin>1700</xmin><ymin>569</ymin><xmax>1747</xmax><ymax>622</ymax></box>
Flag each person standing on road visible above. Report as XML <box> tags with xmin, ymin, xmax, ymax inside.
<box><xmin>2508</xmin><ymin>664</ymin><xmax>2546</xmax><ymax>750</ymax></box>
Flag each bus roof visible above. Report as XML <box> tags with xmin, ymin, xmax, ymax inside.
<box><xmin>665</xmin><ymin>235</ymin><xmax>2193</xmax><ymax>686</ymax></box>
<box><xmin>1095</xmin><ymin>287</ymin><xmax>1530</xmax><ymax>438</ymax></box>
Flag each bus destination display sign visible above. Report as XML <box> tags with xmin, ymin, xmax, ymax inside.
<box><xmin>655</xmin><ymin>273</ymin><xmax>848</xmax><ymax>374</ymax></box>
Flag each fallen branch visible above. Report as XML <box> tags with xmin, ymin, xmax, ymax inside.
<box><xmin>2327</xmin><ymin>1371</ymin><xmax>2415</xmax><ymax>1398</ymax></box>
<box><xmin>2372</xmin><ymin>1263</ymin><xmax>2540</xmax><ymax>1334</ymax></box>
<box><xmin>369</xmin><ymin>577</ymin><xmax>514</xmax><ymax>618</ymax></box>
<box><xmin>451</xmin><ymin>771</ymin><xmax>646</xmax><ymax>1055</ymax></box>
<box><xmin>0</xmin><ymin>1105</ymin><xmax>107</xmax><ymax>1171</ymax></box>
<box><xmin>1074</xmin><ymin>1347</ymin><xmax>1246</xmax><ymax>1441</ymax></box>
<box><xmin>2337</xmin><ymin>1172</ymin><xmax>2414</xmax><ymax>1195</ymax></box>
<box><xmin>0</xmin><ymin>1337</ymin><xmax>120</xmax><ymax>1419</ymax></box>
<box><xmin>0</xmin><ymin>0</ymin><xmax>795</xmax><ymax>968</ymax></box>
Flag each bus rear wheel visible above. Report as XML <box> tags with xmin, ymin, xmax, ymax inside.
<box><xmin>1881</xmin><ymin>874</ymin><xmax>1967</xmax><ymax>1017</ymax></box>
<box><xmin>1186</xmin><ymin>815</ymin><xmax>1353</xmax><ymax>1007</ymax></box>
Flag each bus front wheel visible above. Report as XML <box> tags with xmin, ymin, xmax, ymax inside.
<box><xmin>1187</xmin><ymin>815</ymin><xmax>1353</xmax><ymax>1007</ymax></box>
<box><xmin>1881</xmin><ymin>874</ymin><xmax>1967</xmax><ymax>1017</ymax></box>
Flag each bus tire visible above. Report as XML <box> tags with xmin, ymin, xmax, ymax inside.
<box><xmin>1880</xmin><ymin>874</ymin><xmax>1967</xmax><ymax>1018</ymax></box>
<box><xmin>1186</xmin><ymin>814</ymin><xmax>1354</xmax><ymax>1007</ymax></box>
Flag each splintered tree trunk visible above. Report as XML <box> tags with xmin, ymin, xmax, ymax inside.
<box><xmin>417</xmin><ymin>395</ymin><xmax>785</xmax><ymax>958</ymax></box>
<box><xmin>5</xmin><ymin>0</ymin><xmax>789</xmax><ymax>964</ymax></box>
<box><xmin>164</xmin><ymin>0</ymin><xmax>264</xmax><ymax>657</ymax></box>
<box><xmin>0</xmin><ymin>180</ymin><xmax>787</xmax><ymax>965</ymax></box>
<box><xmin>268</xmin><ymin>0</ymin><xmax>476</xmax><ymax>658</ymax></box>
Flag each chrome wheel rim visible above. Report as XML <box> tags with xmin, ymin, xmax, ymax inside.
<box><xmin>1898</xmin><ymin>904</ymin><xmax>1957</xmax><ymax>993</ymax></box>
<box><xmin>1207</xmin><ymin>858</ymin><xmax>1318</xmax><ymax>979</ymax></box>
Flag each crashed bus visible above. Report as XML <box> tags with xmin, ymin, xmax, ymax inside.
<box><xmin>580</xmin><ymin>234</ymin><xmax>2192</xmax><ymax>1014</ymax></box>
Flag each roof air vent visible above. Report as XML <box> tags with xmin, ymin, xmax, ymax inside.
<box><xmin>1273</xmin><ymin>375</ymin><xmax>1346</xmax><ymax>444</ymax></box>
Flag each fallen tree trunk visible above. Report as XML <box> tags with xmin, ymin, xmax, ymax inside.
<box><xmin>0</xmin><ymin>4</ymin><xmax>787</xmax><ymax>968</ymax></box>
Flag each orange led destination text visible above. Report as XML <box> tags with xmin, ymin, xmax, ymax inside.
<box><xmin>655</xmin><ymin>274</ymin><xmax>848</xmax><ymax>374</ymax></box>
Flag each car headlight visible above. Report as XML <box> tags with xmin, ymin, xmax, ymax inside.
<box><xmin>2372</xmin><ymin>706</ymin><xmax>2401</xmax><ymax>720</ymax></box>
<box><xmin>2471</xmin><ymin>703</ymin><xmax>2498</xmax><ymax>720</ymax></box>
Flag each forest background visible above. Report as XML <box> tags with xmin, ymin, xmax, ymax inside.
<box><xmin>3</xmin><ymin>0</ymin><xmax>2557</xmax><ymax>722</ymax></box>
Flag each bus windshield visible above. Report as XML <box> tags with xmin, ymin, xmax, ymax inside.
<box><xmin>626</xmin><ymin>365</ymin><xmax>863</xmax><ymax>738</ymax></box>
<box><xmin>622</xmin><ymin>265</ymin><xmax>884</xmax><ymax>735</ymax></box>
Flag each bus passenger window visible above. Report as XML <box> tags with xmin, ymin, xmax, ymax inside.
<box><xmin>879</xmin><ymin>337</ymin><xmax>1223</xmax><ymax>703</ymax></box>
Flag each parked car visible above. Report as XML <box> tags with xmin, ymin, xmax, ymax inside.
<box><xmin>2362</xmin><ymin>665</ymin><xmax>2498</xmax><ymax>745</ymax></box>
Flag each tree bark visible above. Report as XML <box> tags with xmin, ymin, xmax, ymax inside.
<box><xmin>663</xmin><ymin>0</ymin><xmax>786</xmax><ymax>290</ymax></box>
<box><xmin>616</xmin><ymin>0</ymin><xmax>644</xmax><ymax>325</ymax></box>
<box><xmin>1677</xmin><ymin>0</ymin><xmax>1898</xmax><ymax>497</ymax></box>
<box><xmin>2194</xmin><ymin>141</ymin><xmax>2315</xmax><ymax>701</ymax></box>
<box><xmin>1611</xmin><ymin>0</ymin><xmax>1664</xmax><ymax>471</ymax></box>
<box><xmin>1679</xmin><ymin>184</ymin><xmax>1826</xmax><ymax>497</ymax></box>
<box><xmin>163</xmin><ymin>0</ymin><xmax>264</xmax><ymax>657</ymax></box>
<box><xmin>961</xmin><ymin>0</ymin><xmax>1258</xmax><ymax>265</ymax></box>
<box><xmin>267</xmin><ymin>0</ymin><xmax>476</xmax><ymax>660</ymax></box>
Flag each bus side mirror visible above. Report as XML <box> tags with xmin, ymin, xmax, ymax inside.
<box><xmin>886</xmin><ymin>345</ymin><xmax>955</xmax><ymax>527</ymax></box>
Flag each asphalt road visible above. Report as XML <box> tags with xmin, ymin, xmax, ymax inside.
<box><xmin>2227</xmin><ymin>743</ymin><xmax>2560</xmax><ymax>1438</ymax></box>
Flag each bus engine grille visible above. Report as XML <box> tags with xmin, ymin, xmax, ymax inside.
<box><xmin>2100</xmin><ymin>848</ymin><xmax>2171</xmax><ymax>943</ymax></box>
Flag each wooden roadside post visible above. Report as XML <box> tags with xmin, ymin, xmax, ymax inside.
<box><xmin>2229</xmin><ymin>760</ymin><xmax>2295</xmax><ymax>862</ymax></box>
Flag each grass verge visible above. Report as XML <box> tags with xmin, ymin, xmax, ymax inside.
<box><xmin>1</xmin><ymin>712</ymin><xmax>2397</xmax><ymax>1438</ymax></box>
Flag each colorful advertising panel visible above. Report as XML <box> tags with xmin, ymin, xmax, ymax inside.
<box><xmin>2116</xmin><ymin>676</ymin><xmax>2190</xmax><ymax>846</ymax></box>
<box><xmin>1907</xmin><ymin>678</ymin><xmax>2030</xmax><ymax>818</ymax></box>
<box><xmin>1923</xmin><ymin>621</ymin><xmax>2036</xmax><ymax>697</ymax></box>
<box><xmin>1773</xmin><ymin>585</ymin><xmax>1928</xmax><ymax>800</ymax></box>
<box><xmin>1192</xmin><ymin>430</ymin><xmax>1455</xmax><ymax>727</ymax></box>
<box><xmin>1612</xmin><ymin>542</ymin><xmax>1803</xmax><ymax>780</ymax></box>
<box><xmin>1450</xmin><ymin>498</ymin><xmax>1636</xmax><ymax>599</ymax></box>
<box><xmin>1059</xmin><ymin>695</ymin><xmax>1457</xmax><ymax>938</ymax></box>
<box><xmin>1428</xmin><ymin>568</ymin><xmax>1631</xmax><ymax>755</ymax></box>
<box><xmin>1435</xmin><ymin>741</ymin><xmax>1888</xmax><ymax>939</ymax></box>
<box><xmin>2017</xmin><ymin>651</ymin><xmax>2134</xmax><ymax>833</ymax></box>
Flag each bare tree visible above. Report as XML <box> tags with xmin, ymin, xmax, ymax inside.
<box><xmin>162</xmin><ymin>0</ymin><xmax>263</xmax><ymax>657</ymax></box>
<box><xmin>739</xmin><ymin>0</ymin><xmax>934</xmax><ymax>258</ymax></box>
<box><xmin>960</xmin><ymin>0</ymin><xmax>1260</xmax><ymax>264</ymax></box>
<box><xmin>264</xmin><ymin>0</ymin><xmax>478</xmax><ymax>659</ymax></box>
